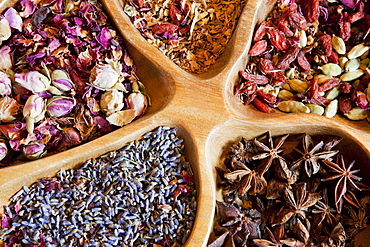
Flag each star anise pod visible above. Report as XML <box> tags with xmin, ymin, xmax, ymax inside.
<box><xmin>342</xmin><ymin>204</ymin><xmax>368</xmax><ymax>239</ymax></box>
<box><xmin>271</xmin><ymin>182</ymin><xmax>321</xmax><ymax>226</ymax></box>
<box><xmin>312</xmin><ymin>189</ymin><xmax>337</xmax><ymax>228</ymax></box>
<box><xmin>316</xmin><ymin>223</ymin><xmax>346</xmax><ymax>247</ymax></box>
<box><xmin>223</xmin><ymin>158</ymin><xmax>267</xmax><ymax>196</ymax></box>
<box><xmin>291</xmin><ymin>134</ymin><xmax>338</xmax><ymax>177</ymax></box>
<box><xmin>322</xmin><ymin>156</ymin><xmax>362</xmax><ymax>213</ymax></box>
<box><xmin>228</xmin><ymin>137</ymin><xmax>255</xmax><ymax>164</ymax></box>
<box><xmin>252</xmin><ymin>131</ymin><xmax>290</xmax><ymax>177</ymax></box>
<box><xmin>253</xmin><ymin>225</ymin><xmax>304</xmax><ymax>247</ymax></box>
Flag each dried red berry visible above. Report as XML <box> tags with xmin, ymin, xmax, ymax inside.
<box><xmin>252</xmin><ymin>97</ymin><xmax>271</xmax><ymax>113</ymax></box>
<box><xmin>249</xmin><ymin>40</ymin><xmax>268</xmax><ymax>56</ymax></box>
<box><xmin>267</xmin><ymin>29</ymin><xmax>288</xmax><ymax>51</ymax></box>
<box><xmin>152</xmin><ymin>23</ymin><xmax>179</xmax><ymax>34</ymax></box>
<box><xmin>339</xmin><ymin>96</ymin><xmax>352</xmax><ymax>113</ymax></box>
<box><xmin>339</xmin><ymin>82</ymin><xmax>353</xmax><ymax>93</ymax></box>
<box><xmin>318</xmin><ymin>78</ymin><xmax>341</xmax><ymax>92</ymax></box>
<box><xmin>240</xmin><ymin>71</ymin><xmax>269</xmax><ymax>85</ymax></box>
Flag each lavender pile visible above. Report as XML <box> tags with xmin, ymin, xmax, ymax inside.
<box><xmin>209</xmin><ymin>132</ymin><xmax>370</xmax><ymax>247</ymax></box>
<box><xmin>0</xmin><ymin>0</ymin><xmax>148</xmax><ymax>166</ymax></box>
<box><xmin>0</xmin><ymin>126</ymin><xmax>196</xmax><ymax>246</ymax></box>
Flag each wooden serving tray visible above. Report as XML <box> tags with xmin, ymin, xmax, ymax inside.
<box><xmin>1</xmin><ymin>0</ymin><xmax>370</xmax><ymax>246</ymax></box>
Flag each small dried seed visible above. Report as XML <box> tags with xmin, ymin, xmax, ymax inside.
<box><xmin>277</xmin><ymin>101</ymin><xmax>310</xmax><ymax>113</ymax></box>
<box><xmin>340</xmin><ymin>69</ymin><xmax>364</xmax><ymax>82</ymax></box>
<box><xmin>288</xmin><ymin>79</ymin><xmax>309</xmax><ymax>94</ymax></box>
<box><xmin>324</xmin><ymin>99</ymin><xmax>338</xmax><ymax>118</ymax></box>
<box><xmin>325</xmin><ymin>86</ymin><xmax>340</xmax><ymax>101</ymax></box>
<box><xmin>339</xmin><ymin>57</ymin><xmax>349</xmax><ymax>69</ymax></box>
<box><xmin>278</xmin><ymin>89</ymin><xmax>294</xmax><ymax>101</ymax></box>
<box><xmin>331</xmin><ymin>35</ymin><xmax>346</xmax><ymax>55</ymax></box>
<box><xmin>347</xmin><ymin>43</ymin><xmax>369</xmax><ymax>59</ymax></box>
<box><xmin>319</xmin><ymin>63</ymin><xmax>342</xmax><ymax>76</ymax></box>
<box><xmin>344</xmin><ymin>58</ymin><xmax>360</xmax><ymax>72</ymax></box>
<box><xmin>315</xmin><ymin>74</ymin><xmax>332</xmax><ymax>85</ymax></box>
<box><xmin>344</xmin><ymin>107</ymin><xmax>370</xmax><ymax>120</ymax></box>
<box><xmin>306</xmin><ymin>104</ymin><xmax>324</xmax><ymax>115</ymax></box>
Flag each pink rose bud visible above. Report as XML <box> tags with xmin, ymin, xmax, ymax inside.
<box><xmin>51</xmin><ymin>70</ymin><xmax>74</xmax><ymax>92</ymax></box>
<box><xmin>23</xmin><ymin>142</ymin><xmax>46</xmax><ymax>160</ymax></box>
<box><xmin>0</xmin><ymin>16</ymin><xmax>11</xmax><ymax>42</ymax></box>
<box><xmin>15</xmin><ymin>71</ymin><xmax>51</xmax><ymax>94</ymax></box>
<box><xmin>23</xmin><ymin>94</ymin><xmax>46</xmax><ymax>134</ymax></box>
<box><xmin>128</xmin><ymin>92</ymin><xmax>148</xmax><ymax>116</ymax></box>
<box><xmin>0</xmin><ymin>96</ymin><xmax>22</xmax><ymax>123</ymax></box>
<box><xmin>0</xmin><ymin>140</ymin><xmax>8</xmax><ymax>161</ymax></box>
<box><xmin>0</xmin><ymin>46</ymin><xmax>12</xmax><ymax>70</ymax></box>
<box><xmin>89</xmin><ymin>63</ymin><xmax>120</xmax><ymax>90</ymax></box>
<box><xmin>0</xmin><ymin>71</ymin><xmax>12</xmax><ymax>96</ymax></box>
<box><xmin>47</xmin><ymin>96</ymin><xmax>76</xmax><ymax>117</ymax></box>
<box><xmin>100</xmin><ymin>89</ymin><xmax>124</xmax><ymax>115</ymax></box>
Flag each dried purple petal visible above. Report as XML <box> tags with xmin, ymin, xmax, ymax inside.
<box><xmin>96</xmin><ymin>27</ymin><xmax>113</xmax><ymax>49</ymax></box>
<box><xmin>19</xmin><ymin>0</ymin><xmax>36</xmax><ymax>18</ymax></box>
<box><xmin>0</xmin><ymin>139</ymin><xmax>8</xmax><ymax>161</ymax></box>
<box><xmin>4</xmin><ymin>8</ymin><xmax>23</xmax><ymax>32</ymax></box>
<box><xmin>31</xmin><ymin>6</ymin><xmax>51</xmax><ymax>27</ymax></box>
<box><xmin>339</xmin><ymin>0</ymin><xmax>359</xmax><ymax>8</ymax></box>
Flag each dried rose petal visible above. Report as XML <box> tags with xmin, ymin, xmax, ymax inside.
<box><xmin>4</xmin><ymin>8</ymin><xmax>22</xmax><ymax>32</ymax></box>
<box><xmin>0</xmin><ymin>16</ymin><xmax>11</xmax><ymax>42</ymax></box>
<box><xmin>0</xmin><ymin>140</ymin><xmax>8</xmax><ymax>161</ymax></box>
<box><xmin>23</xmin><ymin>142</ymin><xmax>46</xmax><ymax>160</ymax></box>
<box><xmin>19</xmin><ymin>0</ymin><xmax>36</xmax><ymax>18</ymax></box>
<box><xmin>106</xmin><ymin>109</ymin><xmax>136</xmax><ymax>126</ymax></box>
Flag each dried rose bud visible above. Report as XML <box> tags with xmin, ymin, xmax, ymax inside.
<box><xmin>51</xmin><ymin>69</ymin><xmax>74</xmax><ymax>92</ymax></box>
<box><xmin>0</xmin><ymin>139</ymin><xmax>8</xmax><ymax>162</ymax></box>
<box><xmin>128</xmin><ymin>92</ymin><xmax>148</xmax><ymax>116</ymax></box>
<box><xmin>4</xmin><ymin>7</ymin><xmax>23</xmax><ymax>32</ymax></box>
<box><xmin>106</xmin><ymin>109</ymin><xmax>136</xmax><ymax>126</ymax></box>
<box><xmin>89</xmin><ymin>63</ymin><xmax>120</xmax><ymax>90</ymax></box>
<box><xmin>0</xmin><ymin>16</ymin><xmax>11</xmax><ymax>43</ymax></box>
<box><xmin>23</xmin><ymin>142</ymin><xmax>46</xmax><ymax>160</ymax></box>
<box><xmin>0</xmin><ymin>96</ymin><xmax>22</xmax><ymax>123</ymax></box>
<box><xmin>23</xmin><ymin>94</ymin><xmax>46</xmax><ymax>134</ymax></box>
<box><xmin>15</xmin><ymin>71</ymin><xmax>51</xmax><ymax>94</ymax></box>
<box><xmin>100</xmin><ymin>89</ymin><xmax>125</xmax><ymax>116</ymax></box>
<box><xmin>46</xmin><ymin>96</ymin><xmax>76</xmax><ymax>118</ymax></box>
<box><xmin>0</xmin><ymin>71</ymin><xmax>12</xmax><ymax>96</ymax></box>
<box><xmin>0</xmin><ymin>46</ymin><xmax>12</xmax><ymax>70</ymax></box>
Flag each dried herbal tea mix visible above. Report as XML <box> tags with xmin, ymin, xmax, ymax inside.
<box><xmin>209</xmin><ymin>132</ymin><xmax>370</xmax><ymax>247</ymax></box>
<box><xmin>0</xmin><ymin>0</ymin><xmax>149</xmax><ymax>166</ymax></box>
<box><xmin>0</xmin><ymin>126</ymin><xmax>196</xmax><ymax>246</ymax></box>
<box><xmin>124</xmin><ymin>0</ymin><xmax>246</xmax><ymax>73</ymax></box>
<box><xmin>235</xmin><ymin>0</ymin><xmax>370</xmax><ymax>121</ymax></box>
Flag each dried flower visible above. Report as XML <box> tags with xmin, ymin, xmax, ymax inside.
<box><xmin>0</xmin><ymin>16</ymin><xmax>11</xmax><ymax>43</ymax></box>
<box><xmin>51</xmin><ymin>70</ymin><xmax>74</xmax><ymax>92</ymax></box>
<box><xmin>4</xmin><ymin>7</ymin><xmax>22</xmax><ymax>32</ymax></box>
<box><xmin>14</xmin><ymin>71</ymin><xmax>51</xmax><ymax>94</ymax></box>
<box><xmin>128</xmin><ymin>92</ymin><xmax>148</xmax><ymax>116</ymax></box>
<box><xmin>0</xmin><ymin>45</ymin><xmax>12</xmax><ymax>70</ymax></box>
<box><xmin>106</xmin><ymin>109</ymin><xmax>136</xmax><ymax>127</ymax></box>
<box><xmin>23</xmin><ymin>94</ymin><xmax>46</xmax><ymax>134</ymax></box>
<box><xmin>0</xmin><ymin>71</ymin><xmax>12</xmax><ymax>96</ymax></box>
<box><xmin>0</xmin><ymin>96</ymin><xmax>22</xmax><ymax>123</ymax></box>
<box><xmin>0</xmin><ymin>138</ymin><xmax>8</xmax><ymax>162</ymax></box>
<box><xmin>23</xmin><ymin>142</ymin><xmax>46</xmax><ymax>160</ymax></box>
<box><xmin>89</xmin><ymin>63</ymin><xmax>121</xmax><ymax>90</ymax></box>
<box><xmin>100</xmin><ymin>89</ymin><xmax>125</xmax><ymax>116</ymax></box>
<box><xmin>46</xmin><ymin>96</ymin><xmax>76</xmax><ymax>118</ymax></box>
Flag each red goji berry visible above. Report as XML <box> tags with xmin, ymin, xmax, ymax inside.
<box><xmin>339</xmin><ymin>82</ymin><xmax>353</xmax><ymax>93</ymax></box>
<box><xmin>252</xmin><ymin>97</ymin><xmax>271</xmax><ymax>113</ymax></box>
<box><xmin>317</xmin><ymin>33</ymin><xmax>333</xmax><ymax>57</ymax></box>
<box><xmin>318</xmin><ymin>78</ymin><xmax>341</xmax><ymax>92</ymax></box>
<box><xmin>234</xmin><ymin>81</ymin><xmax>257</xmax><ymax>95</ymax></box>
<box><xmin>240</xmin><ymin>71</ymin><xmax>269</xmax><ymax>85</ymax></box>
<box><xmin>267</xmin><ymin>29</ymin><xmax>288</xmax><ymax>51</ymax></box>
<box><xmin>277</xmin><ymin>45</ymin><xmax>300</xmax><ymax>70</ymax></box>
<box><xmin>288</xmin><ymin>3</ymin><xmax>308</xmax><ymax>29</ymax></box>
<box><xmin>249</xmin><ymin>40</ymin><xmax>268</xmax><ymax>56</ymax></box>
<box><xmin>152</xmin><ymin>24</ymin><xmax>179</xmax><ymax>34</ymax></box>
<box><xmin>297</xmin><ymin>51</ymin><xmax>311</xmax><ymax>73</ymax></box>
<box><xmin>339</xmin><ymin>96</ymin><xmax>352</xmax><ymax>113</ymax></box>
<box><xmin>277</xmin><ymin>22</ymin><xmax>294</xmax><ymax>37</ymax></box>
<box><xmin>308</xmin><ymin>78</ymin><xmax>318</xmax><ymax>99</ymax></box>
<box><xmin>253</xmin><ymin>21</ymin><xmax>272</xmax><ymax>42</ymax></box>
<box><xmin>169</xmin><ymin>4</ymin><xmax>182</xmax><ymax>24</ymax></box>
<box><xmin>257</xmin><ymin>90</ymin><xmax>276</xmax><ymax>104</ymax></box>
<box><xmin>297</xmin><ymin>0</ymin><xmax>319</xmax><ymax>24</ymax></box>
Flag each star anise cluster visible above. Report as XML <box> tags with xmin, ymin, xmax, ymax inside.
<box><xmin>209</xmin><ymin>132</ymin><xmax>370</xmax><ymax>247</ymax></box>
